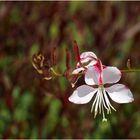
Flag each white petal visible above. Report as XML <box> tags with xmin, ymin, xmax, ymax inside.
<box><xmin>72</xmin><ymin>67</ymin><xmax>85</xmax><ymax>74</ymax></box>
<box><xmin>68</xmin><ymin>85</ymin><xmax>97</xmax><ymax>104</ymax></box>
<box><xmin>85</xmin><ymin>66</ymin><xmax>100</xmax><ymax>85</ymax></box>
<box><xmin>103</xmin><ymin>67</ymin><xmax>121</xmax><ymax>84</ymax></box>
<box><xmin>106</xmin><ymin>84</ymin><xmax>134</xmax><ymax>103</ymax></box>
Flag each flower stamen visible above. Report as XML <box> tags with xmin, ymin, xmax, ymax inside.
<box><xmin>91</xmin><ymin>91</ymin><xmax>98</xmax><ymax>113</ymax></box>
<box><xmin>91</xmin><ymin>86</ymin><xmax>116</xmax><ymax>121</ymax></box>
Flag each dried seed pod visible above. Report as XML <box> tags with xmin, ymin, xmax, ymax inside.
<box><xmin>73</xmin><ymin>40</ymin><xmax>81</xmax><ymax>63</ymax></box>
<box><xmin>66</xmin><ymin>48</ymin><xmax>71</xmax><ymax>70</ymax></box>
<box><xmin>32</xmin><ymin>54</ymin><xmax>45</xmax><ymax>74</ymax></box>
<box><xmin>42</xmin><ymin>67</ymin><xmax>52</xmax><ymax>80</ymax></box>
<box><xmin>51</xmin><ymin>47</ymin><xmax>57</xmax><ymax>66</ymax></box>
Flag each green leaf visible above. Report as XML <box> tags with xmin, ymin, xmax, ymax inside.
<box><xmin>0</xmin><ymin>56</ymin><xmax>13</xmax><ymax>69</ymax></box>
<box><xmin>42</xmin><ymin>98</ymin><xmax>62</xmax><ymax>138</ymax></box>
<box><xmin>14</xmin><ymin>91</ymin><xmax>33</xmax><ymax>122</ymax></box>
<box><xmin>49</xmin><ymin>23</ymin><xmax>59</xmax><ymax>39</ymax></box>
<box><xmin>30</xmin><ymin>43</ymin><xmax>39</xmax><ymax>58</ymax></box>
<box><xmin>12</xmin><ymin>86</ymin><xmax>20</xmax><ymax>100</ymax></box>
<box><xmin>61</xmin><ymin>116</ymin><xmax>69</xmax><ymax>128</ymax></box>
<box><xmin>30</xmin><ymin>127</ymin><xmax>38</xmax><ymax>139</ymax></box>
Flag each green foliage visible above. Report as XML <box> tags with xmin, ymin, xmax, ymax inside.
<box><xmin>0</xmin><ymin>56</ymin><xmax>13</xmax><ymax>70</ymax></box>
<box><xmin>14</xmin><ymin>91</ymin><xmax>33</xmax><ymax>122</ymax></box>
<box><xmin>10</xmin><ymin>6</ymin><xmax>22</xmax><ymax>23</ymax></box>
<box><xmin>93</xmin><ymin>122</ymin><xmax>112</xmax><ymax>139</ymax></box>
<box><xmin>42</xmin><ymin>98</ymin><xmax>62</xmax><ymax>138</ymax></box>
<box><xmin>30</xmin><ymin>43</ymin><xmax>40</xmax><ymax>58</ymax></box>
<box><xmin>49</xmin><ymin>23</ymin><xmax>59</xmax><ymax>39</ymax></box>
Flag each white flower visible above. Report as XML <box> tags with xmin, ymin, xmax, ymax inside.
<box><xmin>72</xmin><ymin>51</ymin><xmax>97</xmax><ymax>75</ymax></box>
<box><xmin>69</xmin><ymin>61</ymin><xmax>134</xmax><ymax>121</ymax></box>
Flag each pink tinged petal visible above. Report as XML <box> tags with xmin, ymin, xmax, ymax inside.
<box><xmin>80</xmin><ymin>52</ymin><xmax>97</xmax><ymax>64</ymax></box>
<box><xmin>76</xmin><ymin>52</ymin><xmax>97</xmax><ymax>67</ymax></box>
<box><xmin>94</xmin><ymin>59</ymin><xmax>103</xmax><ymax>85</ymax></box>
<box><xmin>103</xmin><ymin>67</ymin><xmax>121</xmax><ymax>84</ymax></box>
<box><xmin>80</xmin><ymin>57</ymin><xmax>94</xmax><ymax>64</ymax></box>
<box><xmin>72</xmin><ymin>67</ymin><xmax>85</xmax><ymax>74</ymax></box>
<box><xmin>68</xmin><ymin>85</ymin><xmax>97</xmax><ymax>104</ymax></box>
<box><xmin>80</xmin><ymin>51</ymin><xmax>97</xmax><ymax>60</ymax></box>
<box><xmin>76</xmin><ymin>59</ymin><xmax>97</xmax><ymax>68</ymax></box>
<box><xmin>85</xmin><ymin>66</ymin><xmax>100</xmax><ymax>85</ymax></box>
<box><xmin>106</xmin><ymin>84</ymin><xmax>134</xmax><ymax>104</ymax></box>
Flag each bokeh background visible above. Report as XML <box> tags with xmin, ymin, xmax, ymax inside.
<box><xmin>0</xmin><ymin>1</ymin><xmax>140</xmax><ymax>139</ymax></box>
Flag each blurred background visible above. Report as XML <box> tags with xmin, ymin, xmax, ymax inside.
<box><xmin>0</xmin><ymin>1</ymin><xmax>140</xmax><ymax>139</ymax></box>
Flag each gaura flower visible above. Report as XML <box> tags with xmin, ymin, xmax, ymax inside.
<box><xmin>69</xmin><ymin>60</ymin><xmax>134</xmax><ymax>121</ymax></box>
<box><xmin>72</xmin><ymin>51</ymin><xmax>97</xmax><ymax>75</ymax></box>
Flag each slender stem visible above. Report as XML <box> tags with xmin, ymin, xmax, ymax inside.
<box><xmin>121</xmin><ymin>69</ymin><xmax>140</xmax><ymax>73</ymax></box>
<box><xmin>50</xmin><ymin>68</ymin><xmax>62</xmax><ymax>76</ymax></box>
<box><xmin>50</xmin><ymin>68</ymin><xmax>140</xmax><ymax>77</ymax></box>
<box><xmin>43</xmin><ymin>68</ymin><xmax>140</xmax><ymax>81</ymax></box>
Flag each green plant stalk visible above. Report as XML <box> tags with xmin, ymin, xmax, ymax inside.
<box><xmin>49</xmin><ymin>68</ymin><xmax>140</xmax><ymax>79</ymax></box>
<box><xmin>121</xmin><ymin>69</ymin><xmax>140</xmax><ymax>73</ymax></box>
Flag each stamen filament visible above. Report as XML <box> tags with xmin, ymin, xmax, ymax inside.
<box><xmin>94</xmin><ymin>92</ymin><xmax>100</xmax><ymax>118</ymax></box>
<box><xmin>100</xmin><ymin>88</ymin><xmax>109</xmax><ymax>110</ymax></box>
<box><xmin>104</xmin><ymin>90</ymin><xmax>116</xmax><ymax>112</ymax></box>
<box><xmin>91</xmin><ymin>86</ymin><xmax>116</xmax><ymax>121</ymax></box>
<box><xmin>98</xmin><ymin>91</ymin><xmax>102</xmax><ymax>114</ymax></box>
<box><xmin>91</xmin><ymin>91</ymin><xmax>98</xmax><ymax>113</ymax></box>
